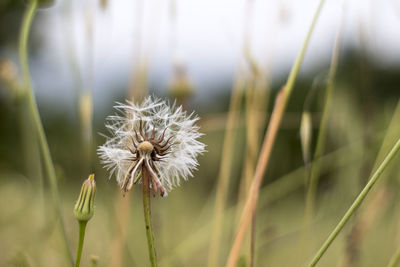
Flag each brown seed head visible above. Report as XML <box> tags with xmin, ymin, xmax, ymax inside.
<box><xmin>138</xmin><ymin>141</ymin><xmax>154</xmax><ymax>153</ymax></box>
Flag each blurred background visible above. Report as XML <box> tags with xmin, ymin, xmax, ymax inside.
<box><xmin>1</xmin><ymin>0</ymin><xmax>400</xmax><ymax>266</ymax></box>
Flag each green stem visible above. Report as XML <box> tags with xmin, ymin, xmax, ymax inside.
<box><xmin>308</xmin><ymin>138</ymin><xmax>400</xmax><ymax>267</ymax></box>
<box><xmin>297</xmin><ymin>14</ymin><xmax>344</xmax><ymax>259</ymax></box>
<box><xmin>142</xmin><ymin>165</ymin><xmax>157</xmax><ymax>267</ymax></box>
<box><xmin>388</xmin><ymin>247</ymin><xmax>400</xmax><ymax>267</ymax></box>
<box><xmin>19</xmin><ymin>0</ymin><xmax>73</xmax><ymax>264</ymax></box>
<box><xmin>304</xmin><ymin>11</ymin><xmax>344</xmax><ymax>219</ymax></box>
<box><xmin>284</xmin><ymin>0</ymin><xmax>326</xmax><ymax>97</ymax></box>
<box><xmin>75</xmin><ymin>221</ymin><xmax>88</xmax><ymax>267</ymax></box>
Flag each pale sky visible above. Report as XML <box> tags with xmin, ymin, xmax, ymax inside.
<box><xmin>30</xmin><ymin>0</ymin><xmax>400</xmax><ymax>109</ymax></box>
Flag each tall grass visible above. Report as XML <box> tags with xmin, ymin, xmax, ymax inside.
<box><xmin>298</xmin><ymin>9</ymin><xmax>345</xmax><ymax>258</ymax></box>
<box><xmin>18</xmin><ymin>0</ymin><xmax>73</xmax><ymax>264</ymax></box>
<box><xmin>308</xmin><ymin>137</ymin><xmax>400</xmax><ymax>266</ymax></box>
<box><xmin>208</xmin><ymin>72</ymin><xmax>244</xmax><ymax>267</ymax></box>
<box><xmin>226</xmin><ymin>1</ymin><xmax>327</xmax><ymax>265</ymax></box>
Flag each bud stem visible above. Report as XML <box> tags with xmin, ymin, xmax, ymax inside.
<box><xmin>75</xmin><ymin>221</ymin><xmax>88</xmax><ymax>267</ymax></box>
<box><xmin>142</xmin><ymin>165</ymin><xmax>158</xmax><ymax>267</ymax></box>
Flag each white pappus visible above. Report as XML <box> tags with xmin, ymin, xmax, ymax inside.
<box><xmin>98</xmin><ymin>96</ymin><xmax>206</xmax><ymax>197</ymax></box>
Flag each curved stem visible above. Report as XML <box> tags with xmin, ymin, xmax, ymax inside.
<box><xmin>75</xmin><ymin>221</ymin><xmax>88</xmax><ymax>267</ymax></box>
<box><xmin>142</xmin><ymin>165</ymin><xmax>158</xmax><ymax>267</ymax></box>
<box><xmin>304</xmin><ymin>10</ymin><xmax>344</xmax><ymax>219</ymax></box>
<box><xmin>19</xmin><ymin>0</ymin><xmax>73</xmax><ymax>264</ymax></box>
<box><xmin>297</xmin><ymin>13</ymin><xmax>345</xmax><ymax>259</ymax></box>
<box><xmin>308</xmin><ymin>138</ymin><xmax>400</xmax><ymax>267</ymax></box>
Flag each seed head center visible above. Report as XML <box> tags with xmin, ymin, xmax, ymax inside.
<box><xmin>138</xmin><ymin>141</ymin><xmax>154</xmax><ymax>153</ymax></box>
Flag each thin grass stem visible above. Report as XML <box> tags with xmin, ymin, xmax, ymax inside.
<box><xmin>159</xmin><ymin>136</ymin><xmax>368</xmax><ymax>266</ymax></box>
<box><xmin>249</xmin><ymin>212</ymin><xmax>256</xmax><ymax>267</ymax></box>
<box><xmin>283</xmin><ymin>0</ymin><xmax>326</xmax><ymax>97</ymax></box>
<box><xmin>18</xmin><ymin>0</ymin><xmax>73</xmax><ymax>264</ymax></box>
<box><xmin>297</xmin><ymin>12</ymin><xmax>345</xmax><ymax>259</ymax></box>
<box><xmin>207</xmin><ymin>73</ymin><xmax>244</xmax><ymax>267</ymax></box>
<box><xmin>225</xmin><ymin>1</ymin><xmax>326</xmax><ymax>266</ymax></box>
<box><xmin>109</xmin><ymin>194</ymin><xmax>132</xmax><ymax>267</ymax></box>
<box><xmin>337</xmin><ymin>100</ymin><xmax>400</xmax><ymax>266</ymax></box>
<box><xmin>304</xmin><ymin>9</ymin><xmax>344</xmax><ymax>219</ymax></box>
<box><xmin>308</xmin><ymin>138</ymin><xmax>400</xmax><ymax>267</ymax></box>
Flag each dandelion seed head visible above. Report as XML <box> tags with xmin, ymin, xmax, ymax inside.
<box><xmin>138</xmin><ymin>141</ymin><xmax>154</xmax><ymax>152</ymax></box>
<box><xmin>98</xmin><ymin>96</ymin><xmax>206</xmax><ymax>195</ymax></box>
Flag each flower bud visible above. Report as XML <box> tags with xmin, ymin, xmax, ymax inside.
<box><xmin>300</xmin><ymin>111</ymin><xmax>312</xmax><ymax>164</ymax></box>
<box><xmin>74</xmin><ymin>174</ymin><xmax>96</xmax><ymax>222</ymax></box>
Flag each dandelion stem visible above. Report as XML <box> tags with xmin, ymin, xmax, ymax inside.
<box><xmin>308</xmin><ymin>138</ymin><xmax>400</xmax><ymax>267</ymax></box>
<box><xmin>142</xmin><ymin>165</ymin><xmax>157</xmax><ymax>267</ymax></box>
<box><xmin>74</xmin><ymin>221</ymin><xmax>88</xmax><ymax>267</ymax></box>
<box><xmin>19</xmin><ymin>0</ymin><xmax>73</xmax><ymax>264</ymax></box>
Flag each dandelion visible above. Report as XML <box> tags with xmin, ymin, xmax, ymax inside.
<box><xmin>98</xmin><ymin>96</ymin><xmax>205</xmax><ymax>266</ymax></box>
<box><xmin>98</xmin><ymin>95</ymin><xmax>205</xmax><ymax>197</ymax></box>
